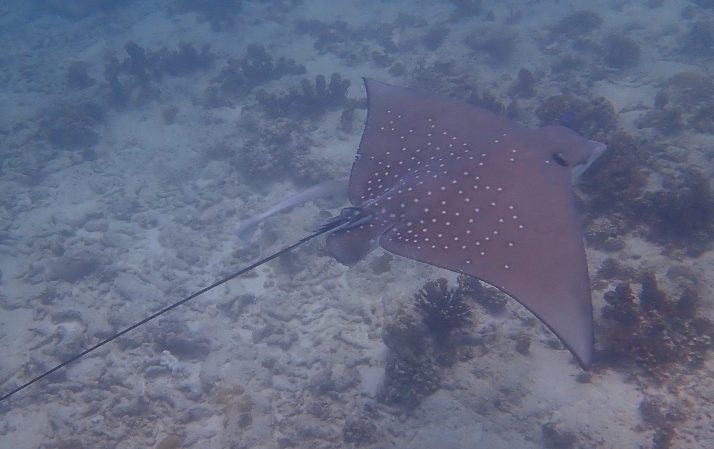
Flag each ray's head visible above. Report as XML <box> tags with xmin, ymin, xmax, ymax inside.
<box><xmin>535</xmin><ymin>125</ymin><xmax>607</xmax><ymax>183</ymax></box>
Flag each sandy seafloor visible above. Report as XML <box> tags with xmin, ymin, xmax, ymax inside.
<box><xmin>1</xmin><ymin>1</ymin><xmax>714</xmax><ymax>448</ymax></box>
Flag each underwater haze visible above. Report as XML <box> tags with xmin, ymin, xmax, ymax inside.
<box><xmin>1</xmin><ymin>1</ymin><xmax>714</xmax><ymax>448</ymax></box>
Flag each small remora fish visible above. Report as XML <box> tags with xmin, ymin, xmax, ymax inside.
<box><xmin>235</xmin><ymin>177</ymin><xmax>349</xmax><ymax>245</ymax></box>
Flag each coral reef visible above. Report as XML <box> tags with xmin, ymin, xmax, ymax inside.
<box><xmin>579</xmin><ymin>131</ymin><xmax>648</xmax><ymax>220</ymax></box>
<box><xmin>584</xmin><ymin>216</ymin><xmax>627</xmax><ymax>251</ymax></box>
<box><xmin>464</xmin><ymin>28</ymin><xmax>518</xmax><ymax>64</ymax></box>
<box><xmin>548</xmin><ymin>10</ymin><xmax>603</xmax><ymax>39</ymax></box>
<box><xmin>207</xmin><ymin>44</ymin><xmax>305</xmax><ymax>104</ymax></box>
<box><xmin>449</xmin><ymin>0</ymin><xmax>482</xmax><ymax>20</ymax></box>
<box><xmin>639</xmin><ymin>398</ymin><xmax>687</xmax><ymax>449</ymax></box>
<box><xmin>422</xmin><ymin>25</ymin><xmax>449</xmax><ymax>50</ymax></box>
<box><xmin>679</xmin><ymin>18</ymin><xmax>714</xmax><ymax>58</ymax></box>
<box><xmin>598</xmin><ymin>273</ymin><xmax>714</xmax><ymax>379</ymax></box>
<box><xmin>378</xmin><ymin>277</ymin><xmax>478</xmax><ymax>407</ymax></box>
<box><xmin>415</xmin><ymin>278</ymin><xmax>472</xmax><ymax>341</ymax></box>
<box><xmin>39</xmin><ymin>102</ymin><xmax>104</xmax><ymax>152</ymax></box>
<box><xmin>170</xmin><ymin>0</ymin><xmax>243</xmax><ymax>31</ymax></box>
<box><xmin>639</xmin><ymin>71</ymin><xmax>714</xmax><ymax>135</ymax></box>
<box><xmin>603</xmin><ymin>34</ymin><xmax>641</xmax><ymax>68</ymax></box>
<box><xmin>636</xmin><ymin>169</ymin><xmax>714</xmax><ymax>255</ymax></box>
<box><xmin>509</xmin><ymin>67</ymin><xmax>536</xmax><ymax>98</ymax></box>
<box><xmin>38</xmin><ymin>0</ymin><xmax>129</xmax><ymax>18</ymax></box>
<box><xmin>234</xmin><ymin>114</ymin><xmax>309</xmax><ymax>179</ymax></box>
<box><xmin>49</xmin><ymin>250</ymin><xmax>101</xmax><ymax>283</ymax></box>
<box><xmin>388</xmin><ymin>62</ymin><xmax>406</xmax><ymax>77</ymax></box>
<box><xmin>582</xmin><ymin>131</ymin><xmax>709</xmax><ymax>255</ymax></box>
<box><xmin>456</xmin><ymin>275</ymin><xmax>508</xmax><ymax>315</ymax></box>
<box><xmin>158</xmin><ymin>42</ymin><xmax>215</xmax><ymax>76</ymax></box>
<box><xmin>66</xmin><ymin>61</ymin><xmax>95</xmax><ymax>89</ymax></box>
<box><xmin>636</xmin><ymin>108</ymin><xmax>684</xmax><ymax>135</ymax></box>
<box><xmin>296</xmin><ymin>19</ymin><xmax>354</xmax><ymax>55</ymax></box>
<box><xmin>465</xmin><ymin>89</ymin><xmax>507</xmax><ymax>115</ymax></box>
<box><xmin>378</xmin><ymin>310</ymin><xmax>441</xmax><ymax>407</ymax></box>
<box><xmin>536</xmin><ymin>93</ymin><xmax>617</xmax><ymax>137</ymax></box>
<box><xmin>551</xmin><ymin>54</ymin><xmax>586</xmax><ymax>75</ymax></box>
<box><xmin>295</xmin><ymin>19</ymin><xmax>381</xmax><ymax>64</ymax></box>
<box><xmin>693</xmin><ymin>0</ymin><xmax>714</xmax><ymax>8</ymax></box>
<box><xmin>342</xmin><ymin>412</ymin><xmax>379</xmax><ymax>446</ymax></box>
<box><xmin>541</xmin><ymin>422</ymin><xmax>578</xmax><ymax>449</ymax></box>
<box><xmin>104</xmin><ymin>41</ymin><xmax>214</xmax><ymax>107</ymax></box>
<box><xmin>255</xmin><ymin>73</ymin><xmax>351</xmax><ymax>119</ymax></box>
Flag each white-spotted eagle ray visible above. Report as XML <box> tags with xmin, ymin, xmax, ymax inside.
<box><xmin>0</xmin><ymin>79</ymin><xmax>605</xmax><ymax>402</ymax></box>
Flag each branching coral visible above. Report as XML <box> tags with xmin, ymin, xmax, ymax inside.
<box><xmin>208</xmin><ymin>44</ymin><xmax>305</xmax><ymax>104</ymax></box>
<box><xmin>464</xmin><ymin>28</ymin><xmax>518</xmax><ymax>64</ymax></box>
<box><xmin>598</xmin><ymin>273</ymin><xmax>714</xmax><ymax>379</ymax></box>
<box><xmin>603</xmin><ymin>34</ymin><xmax>641</xmax><ymax>68</ymax></box>
<box><xmin>105</xmin><ymin>41</ymin><xmax>215</xmax><ymax>107</ymax></box>
<box><xmin>578</xmin><ymin>131</ymin><xmax>654</xmax><ymax>246</ymax></box>
<box><xmin>509</xmin><ymin>68</ymin><xmax>536</xmax><ymax>98</ymax></box>
<box><xmin>378</xmin><ymin>277</ymin><xmax>478</xmax><ymax>408</ymax></box>
<box><xmin>639</xmin><ymin>72</ymin><xmax>714</xmax><ymax>135</ymax></box>
<box><xmin>378</xmin><ymin>310</ymin><xmax>441</xmax><ymax>407</ymax></box>
<box><xmin>233</xmin><ymin>113</ymin><xmax>314</xmax><ymax>183</ymax></box>
<box><xmin>296</xmin><ymin>19</ymin><xmax>355</xmax><ymax>55</ymax></box>
<box><xmin>255</xmin><ymin>73</ymin><xmax>351</xmax><ymax>119</ymax></box>
<box><xmin>636</xmin><ymin>169</ymin><xmax>714</xmax><ymax>255</ymax></box>
<box><xmin>639</xmin><ymin>398</ymin><xmax>687</xmax><ymax>449</ymax></box>
<box><xmin>456</xmin><ymin>275</ymin><xmax>508</xmax><ymax>315</ymax></box>
<box><xmin>415</xmin><ymin>278</ymin><xmax>472</xmax><ymax>341</ymax></box>
<box><xmin>536</xmin><ymin>93</ymin><xmax>617</xmax><ymax>137</ymax></box>
<box><xmin>582</xmin><ymin>125</ymin><xmax>711</xmax><ymax>255</ymax></box>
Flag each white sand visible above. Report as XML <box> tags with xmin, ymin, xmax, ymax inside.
<box><xmin>0</xmin><ymin>1</ymin><xmax>712</xmax><ymax>448</ymax></box>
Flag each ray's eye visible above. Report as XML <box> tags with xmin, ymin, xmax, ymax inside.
<box><xmin>551</xmin><ymin>152</ymin><xmax>568</xmax><ymax>167</ymax></box>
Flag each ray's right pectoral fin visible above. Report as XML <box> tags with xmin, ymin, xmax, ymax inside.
<box><xmin>326</xmin><ymin>226</ymin><xmax>385</xmax><ymax>266</ymax></box>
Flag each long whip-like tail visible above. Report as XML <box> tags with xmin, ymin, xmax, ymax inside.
<box><xmin>0</xmin><ymin>212</ymin><xmax>356</xmax><ymax>404</ymax></box>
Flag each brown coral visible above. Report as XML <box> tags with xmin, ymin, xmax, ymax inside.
<box><xmin>598</xmin><ymin>273</ymin><xmax>714</xmax><ymax>379</ymax></box>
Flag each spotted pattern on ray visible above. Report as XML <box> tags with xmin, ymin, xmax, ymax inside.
<box><xmin>327</xmin><ymin>79</ymin><xmax>606</xmax><ymax>368</ymax></box>
<box><xmin>343</xmin><ymin>95</ymin><xmax>537</xmax><ymax>278</ymax></box>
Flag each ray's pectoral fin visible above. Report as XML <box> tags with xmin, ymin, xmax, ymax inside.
<box><xmin>324</xmin><ymin>206</ymin><xmax>390</xmax><ymax>266</ymax></box>
<box><xmin>327</xmin><ymin>228</ymin><xmax>383</xmax><ymax>266</ymax></box>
